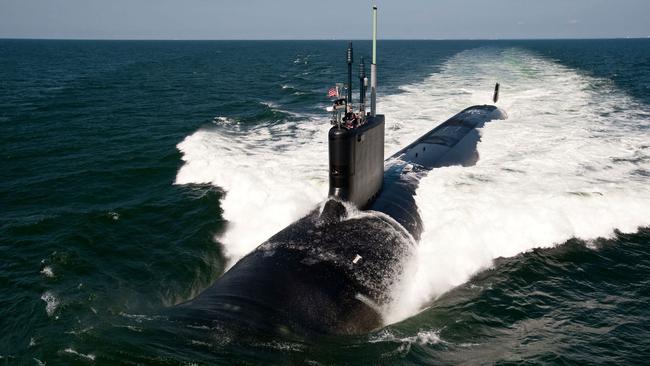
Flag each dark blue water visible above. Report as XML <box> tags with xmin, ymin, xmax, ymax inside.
<box><xmin>1</xmin><ymin>39</ymin><xmax>649</xmax><ymax>365</ymax></box>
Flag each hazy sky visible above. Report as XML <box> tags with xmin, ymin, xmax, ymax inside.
<box><xmin>1</xmin><ymin>0</ymin><xmax>649</xmax><ymax>40</ymax></box>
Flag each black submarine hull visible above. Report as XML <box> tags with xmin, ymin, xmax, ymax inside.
<box><xmin>174</xmin><ymin>105</ymin><xmax>507</xmax><ymax>335</ymax></box>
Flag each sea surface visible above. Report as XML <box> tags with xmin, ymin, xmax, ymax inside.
<box><xmin>1</xmin><ymin>39</ymin><xmax>649</xmax><ymax>365</ymax></box>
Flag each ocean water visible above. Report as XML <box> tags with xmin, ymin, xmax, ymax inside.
<box><xmin>1</xmin><ymin>39</ymin><xmax>649</xmax><ymax>365</ymax></box>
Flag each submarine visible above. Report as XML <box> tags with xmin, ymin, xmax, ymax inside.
<box><xmin>174</xmin><ymin>6</ymin><xmax>507</xmax><ymax>336</ymax></box>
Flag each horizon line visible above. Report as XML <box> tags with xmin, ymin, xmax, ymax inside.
<box><xmin>1</xmin><ymin>36</ymin><xmax>649</xmax><ymax>42</ymax></box>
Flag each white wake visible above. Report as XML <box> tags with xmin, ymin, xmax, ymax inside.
<box><xmin>175</xmin><ymin>48</ymin><xmax>650</xmax><ymax>322</ymax></box>
<box><xmin>383</xmin><ymin>48</ymin><xmax>650</xmax><ymax>322</ymax></box>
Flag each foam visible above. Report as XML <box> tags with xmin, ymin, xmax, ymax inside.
<box><xmin>176</xmin><ymin>117</ymin><xmax>330</xmax><ymax>262</ymax></box>
<box><xmin>41</xmin><ymin>291</ymin><xmax>59</xmax><ymax>317</ymax></box>
<box><xmin>383</xmin><ymin>48</ymin><xmax>650</xmax><ymax>323</ymax></box>
<box><xmin>369</xmin><ymin>329</ymin><xmax>443</xmax><ymax>354</ymax></box>
<box><xmin>62</xmin><ymin>348</ymin><xmax>96</xmax><ymax>361</ymax></box>
<box><xmin>212</xmin><ymin>116</ymin><xmax>236</xmax><ymax>126</ymax></box>
<box><xmin>40</xmin><ymin>266</ymin><xmax>54</xmax><ymax>278</ymax></box>
<box><xmin>176</xmin><ymin>47</ymin><xmax>650</xmax><ymax>322</ymax></box>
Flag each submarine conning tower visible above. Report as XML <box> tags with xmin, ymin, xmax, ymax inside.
<box><xmin>328</xmin><ymin>6</ymin><xmax>384</xmax><ymax>209</ymax></box>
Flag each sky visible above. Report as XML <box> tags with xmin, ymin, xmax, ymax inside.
<box><xmin>1</xmin><ymin>0</ymin><xmax>649</xmax><ymax>40</ymax></box>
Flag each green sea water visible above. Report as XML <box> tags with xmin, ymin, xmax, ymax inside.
<box><xmin>1</xmin><ymin>39</ymin><xmax>649</xmax><ymax>365</ymax></box>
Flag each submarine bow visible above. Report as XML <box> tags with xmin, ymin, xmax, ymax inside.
<box><xmin>174</xmin><ymin>104</ymin><xmax>507</xmax><ymax>335</ymax></box>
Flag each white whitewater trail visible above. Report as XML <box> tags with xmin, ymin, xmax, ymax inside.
<box><xmin>383</xmin><ymin>48</ymin><xmax>650</xmax><ymax>323</ymax></box>
<box><xmin>175</xmin><ymin>48</ymin><xmax>650</xmax><ymax>324</ymax></box>
<box><xmin>175</xmin><ymin>116</ymin><xmax>329</xmax><ymax>260</ymax></box>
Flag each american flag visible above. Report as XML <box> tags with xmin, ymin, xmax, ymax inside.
<box><xmin>327</xmin><ymin>86</ymin><xmax>339</xmax><ymax>98</ymax></box>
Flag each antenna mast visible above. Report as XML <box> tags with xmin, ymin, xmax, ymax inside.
<box><xmin>370</xmin><ymin>6</ymin><xmax>378</xmax><ymax>117</ymax></box>
<box><xmin>359</xmin><ymin>57</ymin><xmax>366</xmax><ymax>114</ymax></box>
<box><xmin>347</xmin><ymin>42</ymin><xmax>353</xmax><ymax>107</ymax></box>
